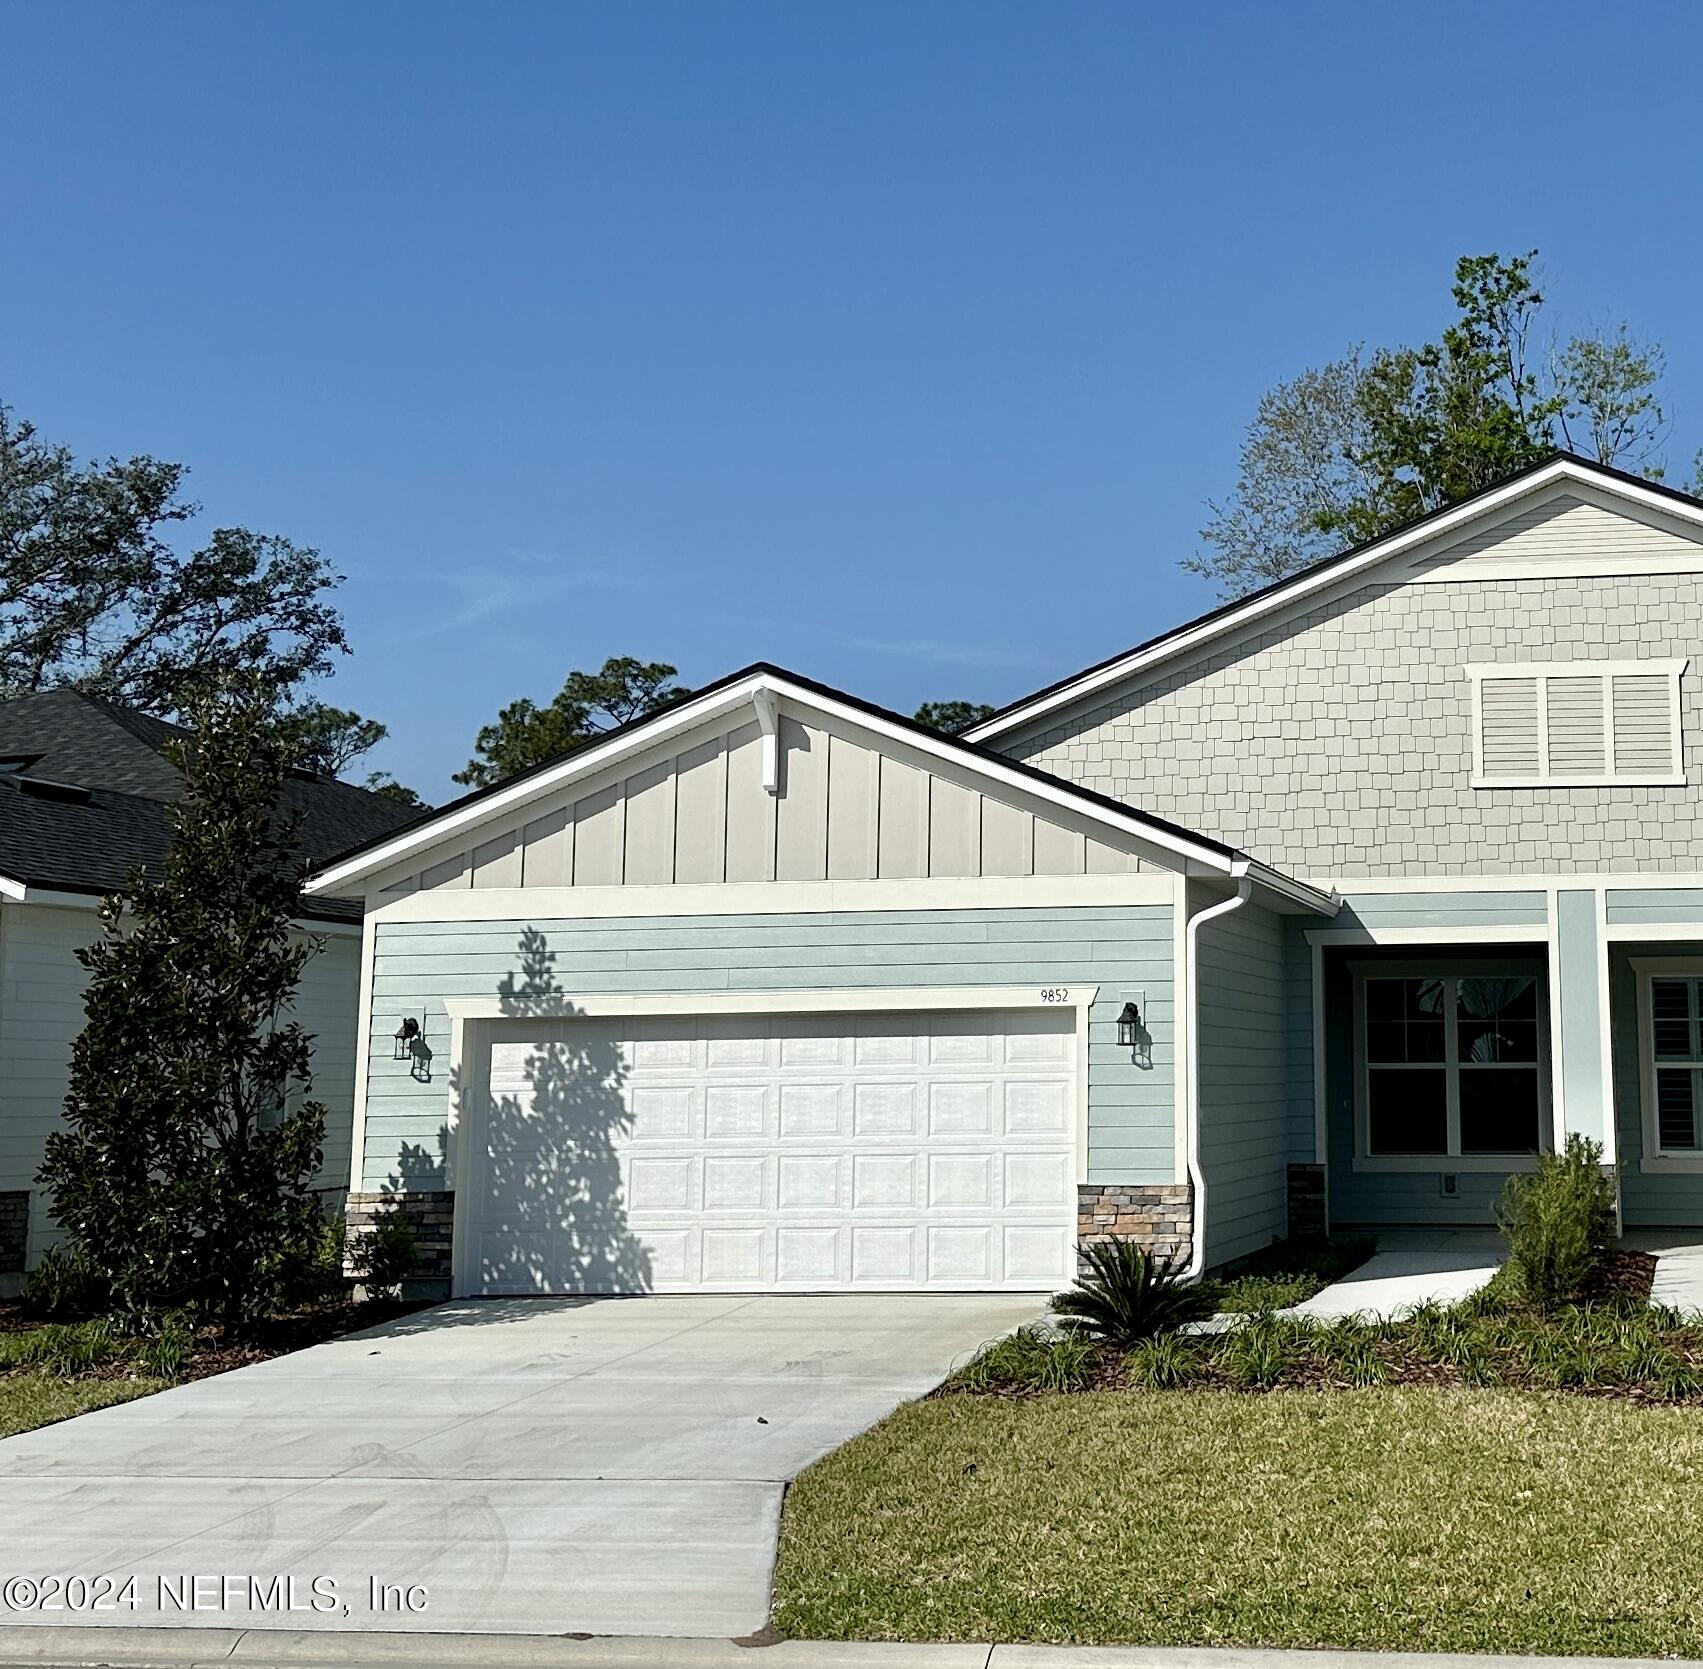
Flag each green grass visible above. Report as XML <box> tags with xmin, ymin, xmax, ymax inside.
<box><xmin>1205</xmin><ymin>1233</ymin><xmax>1378</xmax><ymax>1313</ymax></box>
<box><xmin>0</xmin><ymin>1371</ymin><xmax>168</xmax><ymax>1440</ymax></box>
<box><xmin>773</xmin><ymin>1387</ymin><xmax>1703</xmax><ymax>1655</ymax></box>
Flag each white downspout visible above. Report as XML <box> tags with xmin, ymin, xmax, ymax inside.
<box><xmin>1184</xmin><ymin>873</ymin><xmax>1253</xmax><ymax>1278</ymax></box>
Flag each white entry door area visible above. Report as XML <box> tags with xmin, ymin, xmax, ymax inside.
<box><xmin>462</xmin><ymin>1006</ymin><xmax>1079</xmax><ymax>1295</ymax></box>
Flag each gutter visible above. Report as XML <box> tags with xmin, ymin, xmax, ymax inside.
<box><xmin>1183</xmin><ymin>876</ymin><xmax>1252</xmax><ymax>1279</ymax></box>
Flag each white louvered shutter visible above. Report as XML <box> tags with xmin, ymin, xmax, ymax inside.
<box><xmin>1612</xmin><ymin>673</ymin><xmax>1676</xmax><ymax>776</ymax></box>
<box><xmin>1545</xmin><ymin>676</ymin><xmax>1607</xmax><ymax>776</ymax></box>
<box><xmin>1479</xmin><ymin>677</ymin><xmax>1540</xmax><ymax>777</ymax></box>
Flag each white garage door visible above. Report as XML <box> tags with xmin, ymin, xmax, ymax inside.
<box><xmin>466</xmin><ymin>1007</ymin><xmax>1078</xmax><ymax>1295</ymax></box>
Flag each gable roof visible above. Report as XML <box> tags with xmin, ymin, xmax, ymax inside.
<box><xmin>305</xmin><ymin>663</ymin><xmax>1338</xmax><ymax>915</ymax></box>
<box><xmin>965</xmin><ymin>453</ymin><xmax>1703</xmax><ymax>746</ymax></box>
<box><xmin>0</xmin><ymin>690</ymin><xmax>421</xmax><ymax>923</ymax></box>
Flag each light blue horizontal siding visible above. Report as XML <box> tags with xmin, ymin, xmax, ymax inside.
<box><xmin>1335</xmin><ymin>891</ymin><xmax>1549</xmax><ymax>932</ymax></box>
<box><xmin>363</xmin><ymin>904</ymin><xmax>1173</xmax><ymax>1192</ymax></box>
<box><xmin>1605</xmin><ymin>888</ymin><xmax>1703</xmax><ymax>927</ymax></box>
<box><xmin>1196</xmin><ymin>901</ymin><xmax>1289</xmax><ymax>1268</ymax></box>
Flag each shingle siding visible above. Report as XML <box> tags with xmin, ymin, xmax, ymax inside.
<box><xmin>1007</xmin><ymin>574</ymin><xmax>1703</xmax><ymax>876</ymax></box>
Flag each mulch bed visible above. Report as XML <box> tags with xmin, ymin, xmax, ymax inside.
<box><xmin>0</xmin><ymin>1296</ymin><xmax>434</xmax><ymax>1381</ymax></box>
<box><xmin>1578</xmin><ymin>1247</ymin><xmax>1658</xmax><ymax>1304</ymax></box>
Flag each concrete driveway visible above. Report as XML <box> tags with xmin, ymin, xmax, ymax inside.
<box><xmin>0</xmin><ymin>1293</ymin><xmax>1040</xmax><ymax>1638</ymax></box>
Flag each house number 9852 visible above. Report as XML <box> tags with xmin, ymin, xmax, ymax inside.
<box><xmin>1039</xmin><ymin>988</ymin><xmax>1070</xmax><ymax>1003</ymax></box>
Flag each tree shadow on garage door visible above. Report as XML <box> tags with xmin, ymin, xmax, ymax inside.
<box><xmin>465</xmin><ymin>926</ymin><xmax>655</xmax><ymax>1296</ymax></box>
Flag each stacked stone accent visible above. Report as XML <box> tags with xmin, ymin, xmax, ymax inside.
<box><xmin>0</xmin><ymin>1191</ymin><xmax>28</xmax><ymax>1274</ymax></box>
<box><xmin>1286</xmin><ymin>1163</ymin><xmax>1327</xmax><ymax>1241</ymax></box>
<box><xmin>345</xmin><ymin>1190</ymin><xmax>455</xmax><ymax>1297</ymax></box>
<box><xmin>1076</xmin><ymin>1183</ymin><xmax>1193</xmax><ymax>1265</ymax></box>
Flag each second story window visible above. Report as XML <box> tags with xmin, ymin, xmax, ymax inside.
<box><xmin>1469</xmin><ymin>659</ymin><xmax>1687</xmax><ymax>788</ymax></box>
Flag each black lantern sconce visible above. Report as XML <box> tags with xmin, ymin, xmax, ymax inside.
<box><xmin>394</xmin><ymin>1015</ymin><xmax>433</xmax><ymax>1083</ymax></box>
<box><xmin>1117</xmin><ymin>1000</ymin><xmax>1152</xmax><ymax>1070</ymax></box>
<box><xmin>393</xmin><ymin>1017</ymin><xmax>420</xmax><ymax>1060</ymax></box>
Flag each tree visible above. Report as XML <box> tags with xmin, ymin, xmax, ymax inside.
<box><xmin>914</xmin><ymin>700</ymin><xmax>996</xmax><ymax>734</ymax></box>
<box><xmin>1189</xmin><ymin>253</ymin><xmax>1672</xmax><ymax>597</ymax></box>
<box><xmin>363</xmin><ymin>771</ymin><xmax>428</xmax><ymax>809</ymax></box>
<box><xmin>277</xmin><ymin>702</ymin><xmax>388</xmax><ymax>777</ymax></box>
<box><xmin>455</xmin><ymin>656</ymin><xmax>692</xmax><ymax>788</ymax></box>
<box><xmin>39</xmin><ymin>676</ymin><xmax>330</xmax><ymax>1335</ymax></box>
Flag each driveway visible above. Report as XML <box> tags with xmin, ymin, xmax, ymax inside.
<box><xmin>0</xmin><ymin>1293</ymin><xmax>1039</xmax><ymax>1638</ymax></box>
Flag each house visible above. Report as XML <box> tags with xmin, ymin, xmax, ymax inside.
<box><xmin>0</xmin><ymin>690</ymin><xmax>420</xmax><ymax>1290</ymax></box>
<box><xmin>307</xmin><ymin>452</ymin><xmax>1703</xmax><ymax>1297</ymax></box>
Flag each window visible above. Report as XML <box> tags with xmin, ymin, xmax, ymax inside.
<box><xmin>1353</xmin><ymin>964</ymin><xmax>1549</xmax><ymax>1171</ymax></box>
<box><xmin>1634</xmin><ymin>960</ymin><xmax>1703</xmax><ymax>1168</ymax></box>
<box><xmin>1470</xmin><ymin>659</ymin><xmax>1686</xmax><ymax>787</ymax></box>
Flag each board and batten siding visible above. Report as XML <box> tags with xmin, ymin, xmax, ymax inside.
<box><xmin>361</xmin><ymin>904</ymin><xmax>1175</xmax><ymax>1194</ymax></box>
<box><xmin>376</xmin><ymin>711</ymin><xmax>1144</xmax><ymax>899</ymax></box>
<box><xmin>1195</xmin><ymin>899</ymin><xmax>1290</xmax><ymax>1266</ymax></box>
<box><xmin>0</xmin><ymin>905</ymin><xmax>362</xmax><ymax>1266</ymax></box>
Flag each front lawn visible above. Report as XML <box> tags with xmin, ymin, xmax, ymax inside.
<box><xmin>773</xmin><ymin>1387</ymin><xmax>1703</xmax><ymax>1656</ymax></box>
<box><xmin>0</xmin><ymin>1371</ymin><xmax>169</xmax><ymax>1440</ymax></box>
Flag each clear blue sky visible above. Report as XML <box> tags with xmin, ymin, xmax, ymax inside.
<box><xmin>3</xmin><ymin>2</ymin><xmax>1700</xmax><ymax>799</ymax></box>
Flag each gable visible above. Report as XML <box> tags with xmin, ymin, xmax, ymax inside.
<box><xmin>969</xmin><ymin>456</ymin><xmax>1703</xmax><ymax>750</ymax></box>
<box><xmin>366</xmin><ymin>699</ymin><xmax>1155</xmax><ymax>900</ymax></box>
<box><xmin>1397</xmin><ymin>483</ymin><xmax>1703</xmax><ymax>583</ymax></box>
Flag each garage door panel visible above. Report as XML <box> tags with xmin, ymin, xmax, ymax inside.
<box><xmin>469</xmin><ymin>1007</ymin><xmax>1076</xmax><ymax>1294</ymax></box>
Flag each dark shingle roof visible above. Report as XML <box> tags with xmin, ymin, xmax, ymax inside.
<box><xmin>0</xmin><ymin>690</ymin><xmax>420</xmax><ymax>923</ymax></box>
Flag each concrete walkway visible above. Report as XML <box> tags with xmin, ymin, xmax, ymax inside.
<box><xmin>0</xmin><ymin>1294</ymin><xmax>1040</xmax><ymax>1640</ymax></box>
<box><xmin>1623</xmin><ymin>1232</ymin><xmax>1703</xmax><ymax>1313</ymax></box>
<box><xmin>1</xmin><ymin>1625</ymin><xmax>1700</xmax><ymax>1669</ymax></box>
<box><xmin>1286</xmin><ymin>1231</ymin><xmax>1504</xmax><ymax>1321</ymax></box>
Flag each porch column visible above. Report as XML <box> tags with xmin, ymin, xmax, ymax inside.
<box><xmin>1553</xmin><ymin>889</ymin><xmax>1615</xmax><ymax>1163</ymax></box>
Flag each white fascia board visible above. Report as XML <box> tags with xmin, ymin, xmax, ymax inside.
<box><xmin>967</xmin><ymin>460</ymin><xmax>1703</xmax><ymax>746</ymax></box>
<box><xmin>307</xmin><ymin>669</ymin><xmax>1273</xmax><ymax>894</ymax></box>
<box><xmin>306</xmin><ymin>673</ymin><xmax>772</xmax><ymax>894</ymax></box>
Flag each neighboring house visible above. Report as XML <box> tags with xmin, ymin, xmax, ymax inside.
<box><xmin>0</xmin><ymin>690</ymin><xmax>420</xmax><ymax>1291</ymax></box>
<box><xmin>308</xmin><ymin>453</ymin><xmax>1703</xmax><ymax>1297</ymax></box>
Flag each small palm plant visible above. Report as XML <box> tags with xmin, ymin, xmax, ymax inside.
<box><xmin>1052</xmin><ymin>1238</ymin><xmax>1215</xmax><ymax>1347</ymax></box>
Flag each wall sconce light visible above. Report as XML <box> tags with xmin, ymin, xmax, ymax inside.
<box><xmin>394</xmin><ymin>1017</ymin><xmax>420</xmax><ymax>1061</ymax></box>
<box><xmin>1117</xmin><ymin>1000</ymin><xmax>1152</xmax><ymax>1070</ymax></box>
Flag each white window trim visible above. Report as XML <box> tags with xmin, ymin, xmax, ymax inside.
<box><xmin>1632</xmin><ymin>956</ymin><xmax>1703</xmax><ymax>1173</ymax></box>
<box><xmin>1351</xmin><ymin>958</ymin><xmax>1551</xmax><ymax>1174</ymax></box>
<box><xmin>1469</xmin><ymin>658</ymin><xmax>1687</xmax><ymax>789</ymax></box>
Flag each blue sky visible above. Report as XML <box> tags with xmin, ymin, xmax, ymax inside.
<box><xmin>3</xmin><ymin>2</ymin><xmax>1700</xmax><ymax>799</ymax></box>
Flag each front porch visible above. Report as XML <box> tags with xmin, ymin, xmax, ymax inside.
<box><xmin>1302</xmin><ymin>888</ymin><xmax>1703</xmax><ymax>1234</ymax></box>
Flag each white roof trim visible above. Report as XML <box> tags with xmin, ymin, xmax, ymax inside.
<box><xmin>305</xmin><ymin>668</ymin><xmax>1337</xmax><ymax>915</ymax></box>
<box><xmin>966</xmin><ymin>459</ymin><xmax>1703</xmax><ymax>745</ymax></box>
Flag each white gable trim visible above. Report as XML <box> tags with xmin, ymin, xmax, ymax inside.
<box><xmin>967</xmin><ymin>459</ymin><xmax>1703</xmax><ymax>746</ymax></box>
<box><xmin>306</xmin><ymin>669</ymin><xmax>1337</xmax><ymax>915</ymax></box>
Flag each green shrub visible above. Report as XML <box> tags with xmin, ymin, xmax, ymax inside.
<box><xmin>1052</xmin><ymin>1239</ymin><xmax>1214</xmax><ymax>1347</ymax></box>
<box><xmin>953</xmin><ymin>1326</ymin><xmax>1094</xmax><ymax>1394</ymax></box>
<box><xmin>1495</xmin><ymin>1134</ymin><xmax>1617</xmax><ymax>1310</ymax></box>
<box><xmin>268</xmin><ymin>1212</ymin><xmax>350</xmax><ymax>1309</ymax></box>
<box><xmin>137</xmin><ymin>1310</ymin><xmax>196</xmax><ymax>1379</ymax></box>
<box><xmin>348</xmin><ymin>1212</ymin><xmax>420</xmax><ymax>1292</ymax></box>
<box><xmin>21</xmin><ymin>1245</ymin><xmax>109</xmax><ymax>1319</ymax></box>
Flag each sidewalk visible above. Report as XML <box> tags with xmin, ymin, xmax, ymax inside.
<box><xmin>0</xmin><ymin>1627</ymin><xmax>1699</xmax><ymax>1669</ymax></box>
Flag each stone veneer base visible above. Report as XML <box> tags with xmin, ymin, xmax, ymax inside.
<box><xmin>345</xmin><ymin>1190</ymin><xmax>455</xmax><ymax>1299</ymax></box>
<box><xmin>1076</xmin><ymin>1182</ymin><xmax>1194</xmax><ymax>1267</ymax></box>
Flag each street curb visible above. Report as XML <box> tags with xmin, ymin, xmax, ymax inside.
<box><xmin>0</xmin><ymin>1630</ymin><xmax>1700</xmax><ymax>1669</ymax></box>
